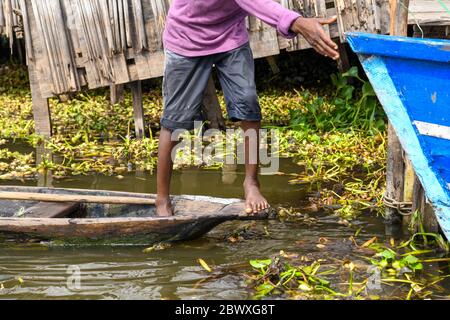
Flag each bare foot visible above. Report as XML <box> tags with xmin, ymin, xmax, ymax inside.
<box><xmin>243</xmin><ymin>178</ymin><xmax>270</xmax><ymax>214</ymax></box>
<box><xmin>155</xmin><ymin>197</ymin><xmax>173</xmax><ymax>217</ymax></box>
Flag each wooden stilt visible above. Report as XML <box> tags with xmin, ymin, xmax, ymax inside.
<box><xmin>337</xmin><ymin>42</ymin><xmax>351</xmax><ymax>72</ymax></box>
<box><xmin>402</xmin><ymin>157</ymin><xmax>415</xmax><ymax>227</ymax></box>
<box><xmin>29</xmin><ymin>63</ymin><xmax>52</xmax><ymax>137</ymax></box>
<box><xmin>389</xmin><ymin>0</ymin><xmax>410</xmax><ymax>36</ymax></box>
<box><xmin>130</xmin><ymin>80</ymin><xmax>145</xmax><ymax>139</ymax></box>
<box><xmin>110</xmin><ymin>83</ymin><xmax>124</xmax><ymax>105</ymax></box>
<box><xmin>385</xmin><ymin>124</ymin><xmax>404</xmax><ymax>224</ymax></box>
<box><xmin>385</xmin><ymin>0</ymin><xmax>409</xmax><ymax>224</ymax></box>
<box><xmin>422</xmin><ymin>201</ymin><xmax>439</xmax><ymax>233</ymax></box>
<box><xmin>265</xmin><ymin>56</ymin><xmax>280</xmax><ymax>74</ymax></box>
<box><xmin>202</xmin><ymin>75</ymin><xmax>226</xmax><ymax>131</ymax></box>
<box><xmin>411</xmin><ymin>175</ymin><xmax>439</xmax><ymax>233</ymax></box>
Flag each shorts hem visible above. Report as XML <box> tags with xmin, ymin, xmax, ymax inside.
<box><xmin>160</xmin><ymin>118</ymin><xmax>196</xmax><ymax>131</ymax></box>
<box><xmin>228</xmin><ymin>112</ymin><xmax>262</xmax><ymax>122</ymax></box>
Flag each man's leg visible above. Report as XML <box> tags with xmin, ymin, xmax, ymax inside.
<box><xmin>241</xmin><ymin>120</ymin><xmax>269</xmax><ymax>214</ymax></box>
<box><xmin>156</xmin><ymin>49</ymin><xmax>213</xmax><ymax>216</ymax></box>
<box><xmin>155</xmin><ymin>127</ymin><xmax>177</xmax><ymax>216</ymax></box>
<box><xmin>214</xmin><ymin>43</ymin><xmax>269</xmax><ymax>213</ymax></box>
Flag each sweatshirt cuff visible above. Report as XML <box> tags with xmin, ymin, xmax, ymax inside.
<box><xmin>277</xmin><ymin>10</ymin><xmax>301</xmax><ymax>39</ymax></box>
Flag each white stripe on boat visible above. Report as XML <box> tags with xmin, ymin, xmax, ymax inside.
<box><xmin>413</xmin><ymin>121</ymin><xmax>450</xmax><ymax>141</ymax></box>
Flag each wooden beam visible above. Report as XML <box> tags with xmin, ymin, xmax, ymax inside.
<box><xmin>130</xmin><ymin>80</ymin><xmax>145</xmax><ymax>138</ymax></box>
<box><xmin>385</xmin><ymin>0</ymin><xmax>409</xmax><ymax>224</ymax></box>
<box><xmin>201</xmin><ymin>75</ymin><xmax>226</xmax><ymax>131</ymax></box>
<box><xmin>385</xmin><ymin>124</ymin><xmax>405</xmax><ymax>224</ymax></box>
<box><xmin>28</xmin><ymin>62</ymin><xmax>52</xmax><ymax>137</ymax></box>
<box><xmin>265</xmin><ymin>56</ymin><xmax>280</xmax><ymax>74</ymax></box>
<box><xmin>389</xmin><ymin>0</ymin><xmax>410</xmax><ymax>36</ymax></box>
<box><xmin>337</xmin><ymin>42</ymin><xmax>351</xmax><ymax>72</ymax></box>
<box><xmin>110</xmin><ymin>84</ymin><xmax>124</xmax><ymax>105</ymax></box>
<box><xmin>0</xmin><ymin>191</ymin><xmax>156</xmax><ymax>205</ymax></box>
<box><xmin>402</xmin><ymin>157</ymin><xmax>415</xmax><ymax>227</ymax></box>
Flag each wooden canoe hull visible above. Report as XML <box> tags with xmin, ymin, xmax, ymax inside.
<box><xmin>0</xmin><ymin>186</ymin><xmax>271</xmax><ymax>244</ymax></box>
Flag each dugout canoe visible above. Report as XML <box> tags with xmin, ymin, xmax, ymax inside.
<box><xmin>346</xmin><ymin>32</ymin><xmax>450</xmax><ymax>240</ymax></box>
<box><xmin>0</xmin><ymin>186</ymin><xmax>272</xmax><ymax>244</ymax></box>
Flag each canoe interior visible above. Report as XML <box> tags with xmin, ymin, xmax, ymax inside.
<box><xmin>0</xmin><ymin>186</ymin><xmax>268</xmax><ymax>245</ymax></box>
<box><xmin>0</xmin><ymin>185</ymin><xmax>241</xmax><ymax>219</ymax></box>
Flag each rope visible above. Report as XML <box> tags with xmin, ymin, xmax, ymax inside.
<box><xmin>399</xmin><ymin>1</ymin><xmax>424</xmax><ymax>38</ymax></box>
<box><xmin>437</xmin><ymin>0</ymin><xmax>450</xmax><ymax>16</ymax></box>
<box><xmin>383</xmin><ymin>193</ymin><xmax>413</xmax><ymax>216</ymax></box>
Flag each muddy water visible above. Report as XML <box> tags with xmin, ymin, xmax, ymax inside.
<box><xmin>0</xmin><ymin>159</ymin><xmax>449</xmax><ymax>299</ymax></box>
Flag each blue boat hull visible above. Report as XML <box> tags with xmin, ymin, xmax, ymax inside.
<box><xmin>346</xmin><ymin>32</ymin><xmax>450</xmax><ymax>240</ymax></box>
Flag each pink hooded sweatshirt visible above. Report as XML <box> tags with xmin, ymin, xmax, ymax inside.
<box><xmin>163</xmin><ymin>0</ymin><xmax>301</xmax><ymax>57</ymax></box>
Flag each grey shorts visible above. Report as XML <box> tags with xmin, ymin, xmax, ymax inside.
<box><xmin>161</xmin><ymin>42</ymin><xmax>261</xmax><ymax>130</ymax></box>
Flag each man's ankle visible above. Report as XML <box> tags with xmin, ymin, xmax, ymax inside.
<box><xmin>156</xmin><ymin>195</ymin><xmax>171</xmax><ymax>203</ymax></box>
<box><xmin>244</xmin><ymin>176</ymin><xmax>260</xmax><ymax>186</ymax></box>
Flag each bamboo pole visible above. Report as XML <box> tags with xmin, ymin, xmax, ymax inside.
<box><xmin>385</xmin><ymin>0</ymin><xmax>409</xmax><ymax>224</ymax></box>
<box><xmin>0</xmin><ymin>192</ymin><xmax>156</xmax><ymax>205</ymax></box>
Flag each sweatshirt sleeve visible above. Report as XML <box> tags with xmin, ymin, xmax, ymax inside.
<box><xmin>235</xmin><ymin>0</ymin><xmax>301</xmax><ymax>38</ymax></box>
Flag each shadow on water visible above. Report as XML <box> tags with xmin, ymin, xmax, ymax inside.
<box><xmin>0</xmin><ymin>142</ymin><xmax>448</xmax><ymax>299</ymax></box>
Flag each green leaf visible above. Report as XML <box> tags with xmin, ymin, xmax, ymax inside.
<box><xmin>342</xmin><ymin>66</ymin><xmax>359</xmax><ymax>78</ymax></box>
<box><xmin>377</xmin><ymin>249</ymin><xmax>396</xmax><ymax>261</ymax></box>
<box><xmin>250</xmin><ymin>259</ymin><xmax>272</xmax><ymax>269</ymax></box>
<box><xmin>341</xmin><ymin>86</ymin><xmax>354</xmax><ymax>100</ymax></box>
<box><xmin>392</xmin><ymin>260</ymin><xmax>402</xmax><ymax>270</ymax></box>
<box><xmin>402</xmin><ymin>255</ymin><xmax>419</xmax><ymax>265</ymax></box>
<box><xmin>412</xmin><ymin>263</ymin><xmax>423</xmax><ymax>270</ymax></box>
<box><xmin>254</xmin><ymin>283</ymin><xmax>275</xmax><ymax>298</ymax></box>
<box><xmin>362</xmin><ymin>82</ymin><xmax>375</xmax><ymax>97</ymax></box>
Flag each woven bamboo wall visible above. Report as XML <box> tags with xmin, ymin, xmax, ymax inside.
<box><xmin>0</xmin><ymin>0</ymin><xmax>395</xmax><ymax>98</ymax></box>
<box><xmin>5</xmin><ymin>0</ymin><xmax>444</xmax><ymax>99</ymax></box>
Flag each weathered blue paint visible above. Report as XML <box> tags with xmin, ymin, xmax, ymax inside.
<box><xmin>346</xmin><ymin>32</ymin><xmax>450</xmax><ymax>240</ymax></box>
<box><xmin>346</xmin><ymin>32</ymin><xmax>450</xmax><ymax>63</ymax></box>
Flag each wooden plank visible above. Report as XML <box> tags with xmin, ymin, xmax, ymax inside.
<box><xmin>71</xmin><ymin>0</ymin><xmax>102</xmax><ymax>88</ymax></box>
<box><xmin>130</xmin><ymin>80</ymin><xmax>145</xmax><ymax>138</ymax></box>
<box><xmin>390</xmin><ymin>0</ymin><xmax>410</xmax><ymax>35</ymax></box>
<box><xmin>337</xmin><ymin>42</ymin><xmax>350</xmax><ymax>71</ymax></box>
<box><xmin>266</xmin><ymin>56</ymin><xmax>280</xmax><ymax>74</ymax></box>
<box><xmin>284</xmin><ymin>0</ymin><xmax>330</xmax><ymax>51</ymax></box>
<box><xmin>28</xmin><ymin>62</ymin><xmax>52</xmax><ymax>137</ymax></box>
<box><xmin>385</xmin><ymin>123</ymin><xmax>404</xmax><ymax>223</ymax></box>
<box><xmin>327</xmin><ymin>6</ymin><xmax>340</xmax><ymax>38</ymax></box>
<box><xmin>111</xmin><ymin>53</ymin><xmax>131</xmax><ymax>84</ymax></box>
<box><xmin>134</xmin><ymin>51</ymin><xmax>165</xmax><ymax>79</ymax></box>
<box><xmin>409</xmin><ymin>0</ymin><xmax>450</xmax><ymax>26</ymax></box>
<box><xmin>247</xmin><ymin>15</ymin><xmax>279</xmax><ymax>59</ymax></box>
<box><xmin>385</xmin><ymin>0</ymin><xmax>409</xmax><ymax>224</ymax></box>
<box><xmin>335</xmin><ymin>0</ymin><xmax>385</xmax><ymax>42</ymax></box>
<box><xmin>110</xmin><ymin>83</ymin><xmax>124</xmax><ymax>104</ymax></box>
<box><xmin>0</xmin><ymin>191</ymin><xmax>156</xmax><ymax>204</ymax></box>
<box><xmin>24</xmin><ymin>202</ymin><xmax>80</xmax><ymax>218</ymax></box>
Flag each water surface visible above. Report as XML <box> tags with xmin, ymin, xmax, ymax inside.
<box><xmin>0</xmin><ymin>159</ymin><xmax>448</xmax><ymax>299</ymax></box>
